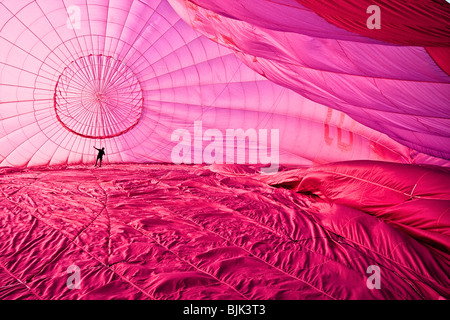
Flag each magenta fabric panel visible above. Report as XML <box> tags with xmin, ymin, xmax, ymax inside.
<box><xmin>185</xmin><ymin>0</ymin><xmax>450</xmax><ymax>46</ymax></box>
<box><xmin>181</xmin><ymin>0</ymin><xmax>382</xmax><ymax>43</ymax></box>
<box><xmin>170</xmin><ymin>0</ymin><xmax>450</xmax><ymax>160</ymax></box>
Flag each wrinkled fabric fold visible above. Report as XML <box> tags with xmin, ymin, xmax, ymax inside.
<box><xmin>1</xmin><ymin>163</ymin><xmax>448</xmax><ymax>300</ymax></box>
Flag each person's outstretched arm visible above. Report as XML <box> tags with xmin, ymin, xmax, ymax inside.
<box><xmin>93</xmin><ymin>146</ymin><xmax>100</xmax><ymax>151</ymax></box>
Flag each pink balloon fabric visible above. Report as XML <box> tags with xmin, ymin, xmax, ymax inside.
<box><xmin>0</xmin><ymin>0</ymin><xmax>448</xmax><ymax>169</ymax></box>
<box><xmin>169</xmin><ymin>0</ymin><xmax>450</xmax><ymax>161</ymax></box>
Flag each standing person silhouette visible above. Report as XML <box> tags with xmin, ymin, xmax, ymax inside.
<box><xmin>94</xmin><ymin>146</ymin><xmax>105</xmax><ymax>167</ymax></box>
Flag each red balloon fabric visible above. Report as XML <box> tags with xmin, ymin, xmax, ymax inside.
<box><xmin>260</xmin><ymin>161</ymin><xmax>450</xmax><ymax>258</ymax></box>
<box><xmin>1</xmin><ymin>162</ymin><xmax>449</xmax><ymax>299</ymax></box>
<box><xmin>296</xmin><ymin>0</ymin><xmax>450</xmax><ymax>47</ymax></box>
